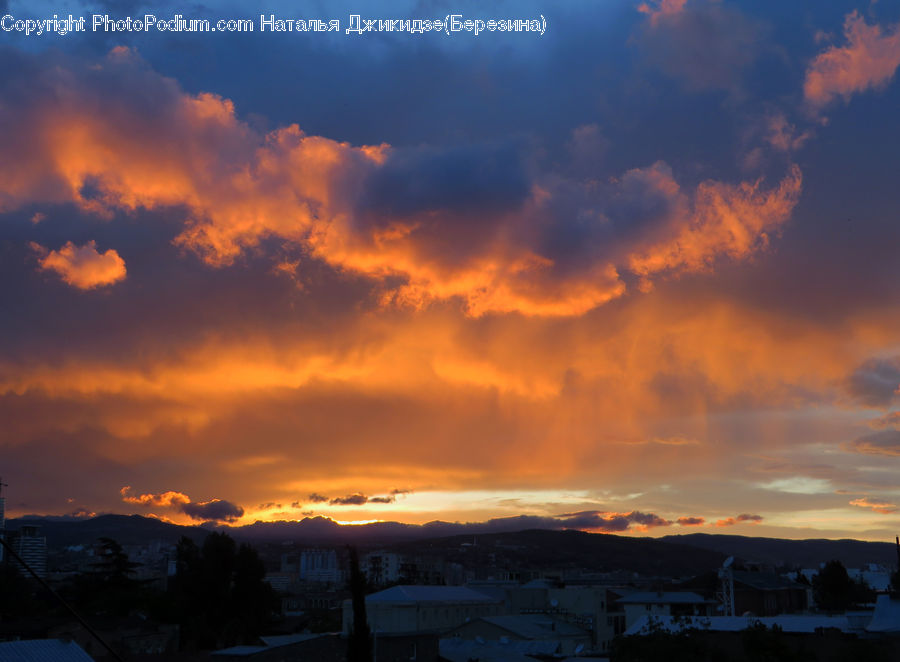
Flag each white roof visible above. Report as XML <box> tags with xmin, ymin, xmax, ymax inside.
<box><xmin>624</xmin><ymin>614</ymin><xmax>857</xmax><ymax>637</ymax></box>
<box><xmin>867</xmin><ymin>594</ymin><xmax>900</xmax><ymax>633</ymax></box>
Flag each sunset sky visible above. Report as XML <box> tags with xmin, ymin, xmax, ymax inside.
<box><xmin>3</xmin><ymin>0</ymin><xmax>900</xmax><ymax>541</ymax></box>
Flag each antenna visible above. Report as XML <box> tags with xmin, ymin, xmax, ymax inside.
<box><xmin>717</xmin><ymin>557</ymin><xmax>735</xmax><ymax>617</ymax></box>
<box><xmin>0</xmin><ymin>477</ymin><xmax>7</xmax><ymax>497</ymax></box>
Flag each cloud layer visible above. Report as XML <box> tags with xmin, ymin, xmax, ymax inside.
<box><xmin>2</xmin><ymin>3</ymin><xmax>900</xmax><ymax>540</ymax></box>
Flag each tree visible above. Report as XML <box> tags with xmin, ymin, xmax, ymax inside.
<box><xmin>65</xmin><ymin>537</ymin><xmax>146</xmax><ymax>616</ymax></box>
<box><xmin>812</xmin><ymin>560</ymin><xmax>853</xmax><ymax>611</ymax></box>
<box><xmin>92</xmin><ymin>537</ymin><xmax>140</xmax><ymax>586</ymax></box>
<box><xmin>170</xmin><ymin>533</ymin><xmax>277</xmax><ymax>650</ymax></box>
<box><xmin>347</xmin><ymin>546</ymin><xmax>372</xmax><ymax>662</ymax></box>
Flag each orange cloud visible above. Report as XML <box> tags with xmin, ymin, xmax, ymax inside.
<box><xmin>627</xmin><ymin>165</ymin><xmax>802</xmax><ymax>281</ymax></box>
<box><xmin>715</xmin><ymin>513</ymin><xmax>763</xmax><ymax>527</ymax></box>
<box><xmin>31</xmin><ymin>240</ymin><xmax>126</xmax><ymax>289</ymax></box>
<box><xmin>637</xmin><ymin>0</ymin><xmax>688</xmax><ymax>26</ymax></box>
<box><xmin>119</xmin><ymin>486</ymin><xmax>243</xmax><ymax>522</ymax></box>
<box><xmin>677</xmin><ymin>516</ymin><xmax>705</xmax><ymax>526</ymax></box>
<box><xmin>0</xmin><ymin>50</ymin><xmax>806</xmax><ymax>318</ymax></box>
<box><xmin>849</xmin><ymin>497</ymin><xmax>897</xmax><ymax>514</ymax></box>
<box><xmin>120</xmin><ymin>485</ymin><xmax>190</xmax><ymax>507</ymax></box>
<box><xmin>869</xmin><ymin>411</ymin><xmax>900</xmax><ymax>429</ymax></box>
<box><xmin>805</xmin><ymin>12</ymin><xmax>900</xmax><ymax>110</ymax></box>
<box><xmin>765</xmin><ymin>113</ymin><xmax>811</xmax><ymax>153</ymax></box>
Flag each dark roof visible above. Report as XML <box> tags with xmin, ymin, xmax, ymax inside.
<box><xmin>366</xmin><ymin>585</ymin><xmax>500</xmax><ymax>603</ymax></box>
<box><xmin>476</xmin><ymin>614</ymin><xmax>588</xmax><ymax>639</ymax></box>
<box><xmin>0</xmin><ymin>639</ymin><xmax>95</xmax><ymax>662</ymax></box>
<box><xmin>617</xmin><ymin>591</ymin><xmax>712</xmax><ymax>605</ymax></box>
<box><xmin>733</xmin><ymin>571</ymin><xmax>805</xmax><ymax>591</ymax></box>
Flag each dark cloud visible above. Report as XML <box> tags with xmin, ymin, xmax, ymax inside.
<box><xmin>846</xmin><ymin>358</ymin><xmax>900</xmax><ymax>408</ymax></box>
<box><xmin>368</xmin><ymin>496</ymin><xmax>395</xmax><ymax>504</ymax></box>
<box><xmin>307</xmin><ymin>493</ymin><xmax>329</xmax><ymax>503</ymax></box>
<box><xmin>66</xmin><ymin>507</ymin><xmax>96</xmax><ymax>518</ymax></box>
<box><xmin>360</xmin><ymin>142</ymin><xmax>530</xmax><ymax>220</ymax></box>
<box><xmin>181</xmin><ymin>498</ymin><xmax>244</xmax><ymax>523</ymax></box>
<box><xmin>556</xmin><ymin>510</ymin><xmax>672</xmax><ymax>531</ymax></box>
<box><xmin>869</xmin><ymin>411</ymin><xmax>900</xmax><ymax>430</ymax></box>
<box><xmin>844</xmin><ymin>430</ymin><xmax>900</xmax><ymax>457</ymax></box>
<box><xmin>638</xmin><ymin>0</ymin><xmax>767</xmax><ymax>91</ymax></box>
<box><xmin>677</xmin><ymin>516</ymin><xmax>705</xmax><ymax>526</ymax></box>
<box><xmin>330</xmin><ymin>493</ymin><xmax>369</xmax><ymax>506</ymax></box>
<box><xmin>257</xmin><ymin>502</ymin><xmax>282</xmax><ymax>510</ymax></box>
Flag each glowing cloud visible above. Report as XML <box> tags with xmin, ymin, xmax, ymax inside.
<box><xmin>805</xmin><ymin>12</ymin><xmax>900</xmax><ymax>110</ymax></box>
<box><xmin>31</xmin><ymin>241</ymin><xmax>126</xmax><ymax>289</ymax></box>
<box><xmin>715</xmin><ymin>513</ymin><xmax>763</xmax><ymax>527</ymax></box>
<box><xmin>120</xmin><ymin>486</ymin><xmax>243</xmax><ymax>522</ymax></box>
<box><xmin>0</xmin><ymin>50</ymin><xmax>804</xmax><ymax>318</ymax></box>
<box><xmin>627</xmin><ymin>166</ymin><xmax>802</xmax><ymax>282</ymax></box>
<box><xmin>849</xmin><ymin>497</ymin><xmax>897</xmax><ymax>515</ymax></box>
<box><xmin>120</xmin><ymin>486</ymin><xmax>190</xmax><ymax>507</ymax></box>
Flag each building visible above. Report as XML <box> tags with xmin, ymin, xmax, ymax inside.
<box><xmin>617</xmin><ymin>591</ymin><xmax>716</xmax><ymax>628</ymax></box>
<box><xmin>280</xmin><ymin>548</ymin><xmax>342</xmax><ymax>584</ymax></box>
<box><xmin>497</xmin><ymin>580</ymin><xmax>626</xmax><ymax>654</ymax></box>
<box><xmin>684</xmin><ymin>569</ymin><xmax>810</xmax><ymax>616</ymax></box>
<box><xmin>211</xmin><ymin>633</ymin><xmax>347</xmax><ymax>661</ymax></box>
<box><xmin>7</xmin><ymin>523</ymin><xmax>48</xmax><ymax>579</ymax></box>
<box><xmin>0</xmin><ymin>486</ymin><xmax>5</xmax><ymax>563</ymax></box>
<box><xmin>447</xmin><ymin>613</ymin><xmax>592</xmax><ymax>657</ymax></box>
<box><xmin>342</xmin><ymin>585</ymin><xmax>504</xmax><ymax>635</ymax></box>
<box><xmin>364</xmin><ymin>550</ymin><xmax>403</xmax><ymax>586</ymax></box>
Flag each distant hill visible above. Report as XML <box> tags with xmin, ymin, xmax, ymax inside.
<box><xmin>661</xmin><ymin>533</ymin><xmax>898</xmax><ymax>569</ymax></box>
<box><xmin>7</xmin><ymin>515</ymin><xmax>897</xmax><ymax>575</ymax></box>
<box><xmin>5</xmin><ymin>514</ymin><xmax>206</xmax><ymax>548</ymax></box>
<box><xmin>389</xmin><ymin>528</ymin><xmax>728</xmax><ymax>577</ymax></box>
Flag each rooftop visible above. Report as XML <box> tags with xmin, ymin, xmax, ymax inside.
<box><xmin>617</xmin><ymin>591</ymin><xmax>712</xmax><ymax>605</ymax></box>
<box><xmin>475</xmin><ymin>614</ymin><xmax>589</xmax><ymax>639</ymax></box>
<box><xmin>0</xmin><ymin>639</ymin><xmax>94</xmax><ymax>662</ymax></box>
<box><xmin>623</xmin><ymin>614</ymin><xmax>859</xmax><ymax>637</ymax></box>
<box><xmin>367</xmin><ymin>585</ymin><xmax>499</xmax><ymax>604</ymax></box>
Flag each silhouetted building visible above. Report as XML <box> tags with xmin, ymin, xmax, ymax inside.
<box><xmin>683</xmin><ymin>569</ymin><xmax>810</xmax><ymax>616</ymax></box>
<box><xmin>0</xmin><ymin>491</ymin><xmax>5</xmax><ymax>563</ymax></box>
<box><xmin>618</xmin><ymin>591</ymin><xmax>716</xmax><ymax>628</ymax></box>
<box><xmin>281</xmin><ymin>548</ymin><xmax>342</xmax><ymax>583</ymax></box>
<box><xmin>343</xmin><ymin>585</ymin><xmax>504</xmax><ymax>635</ymax></box>
<box><xmin>448</xmin><ymin>613</ymin><xmax>592</xmax><ymax>656</ymax></box>
<box><xmin>8</xmin><ymin>524</ymin><xmax>48</xmax><ymax>579</ymax></box>
<box><xmin>364</xmin><ymin>550</ymin><xmax>402</xmax><ymax>585</ymax></box>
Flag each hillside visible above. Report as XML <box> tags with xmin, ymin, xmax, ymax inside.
<box><xmin>661</xmin><ymin>533</ymin><xmax>898</xmax><ymax>569</ymax></box>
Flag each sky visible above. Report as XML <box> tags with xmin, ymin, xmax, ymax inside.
<box><xmin>2</xmin><ymin>0</ymin><xmax>900</xmax><ymax>541</ymax></box>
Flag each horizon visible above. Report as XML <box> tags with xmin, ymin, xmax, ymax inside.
<box><xmin>4</xmin><ymin>0</ymin><xmax>900</xmax><ymax>545</ymax></box>
<box><xmin>6</xmin><ymin>510</ymin><xmax>899</xmax><ymax>545</ymax></box>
